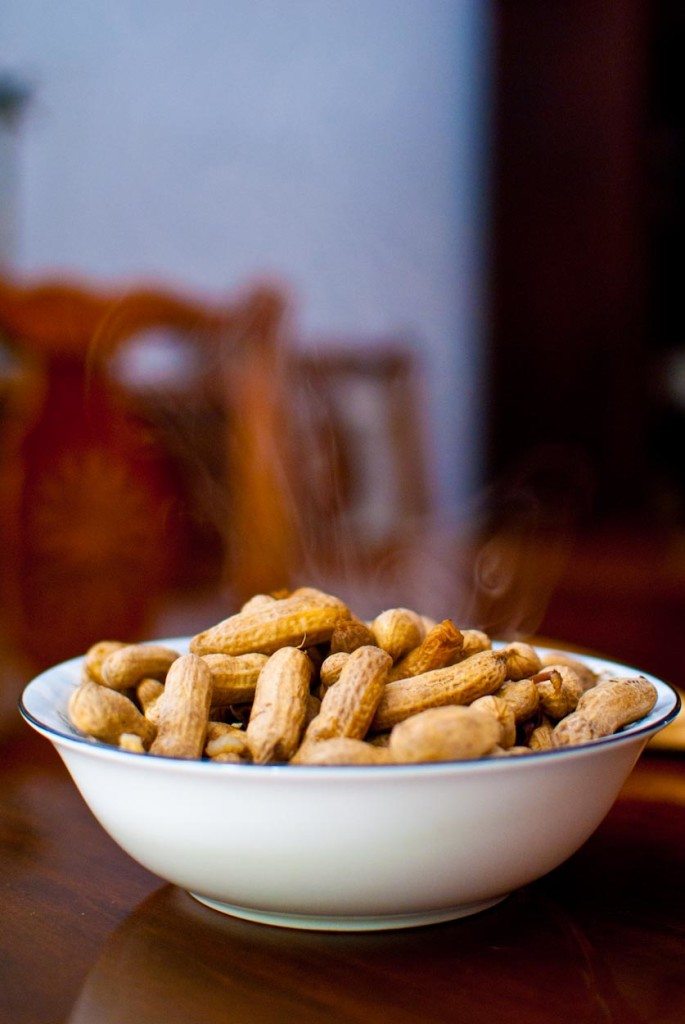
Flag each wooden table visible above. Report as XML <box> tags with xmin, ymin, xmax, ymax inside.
<box><xmin>2</xmin><ymin>728</ymin><xmax>684</xmax><ymax>1024</ymax></box>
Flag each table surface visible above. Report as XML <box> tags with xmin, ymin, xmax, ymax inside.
<box><xmin>2</xmin><ymin>728</ymin><xmax>684</xmax><ymax>1024</ymax></box>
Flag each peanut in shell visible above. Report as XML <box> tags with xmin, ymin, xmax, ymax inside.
<box><xmin>553</xmin><ymin>675</ymin><xmax>657</xmax><ymax>747</ymax></box>
<box><xmin>190</xmin><ymin>592</ymin><xmax>350</xmax><ymax>656</ymax></box>
<box><xmin>102</xmin><ymin>644</ymin><xmax>180</xmax><ymax>691</ymax></box>
<box><xmin>305</xmin><ymin>645</ymin><xmax>392</xmax><ymax>743</ymax></box>
<box><xmin>389</xmin><ymin>705</ymin><xmax>501</xmax><ymax>763</ymax></box>
<box><xmin>150</xmin><ymin>654</ymin><xmax>213</xmax><ymax>760</ymax></box>
<box><xmin>388</xmin><ymin>620</ymin><xmax>463</xmax><ymax>682</ymax></box>
<box><xmin>69</xmin><ymin>681</ymin><xmax>156</xmax><ymax>747</ymax></box>
<box><xmin>372</xmin><ymin>649</ymin><xmax>508</xmax><ymax>732</ymax></box>
<box><xmin>246</xmin><ymin>646</ymin><xmax>313</xmax><ymax>763</ymax></box>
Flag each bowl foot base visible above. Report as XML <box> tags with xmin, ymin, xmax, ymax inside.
<box><xmin>189</xmin><ymin>892</ymin><xmax>508</xmax><ymax>931</ymax></box>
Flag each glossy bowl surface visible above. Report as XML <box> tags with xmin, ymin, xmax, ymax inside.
<box><xmin>20</xmin><ymin>640</ymin><xmax>680</xmax><ymax>931</ymax></box>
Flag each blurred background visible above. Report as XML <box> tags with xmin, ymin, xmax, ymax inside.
<box><xmin>0</xmin><ymin>1</ymin><xmax>683</xmax><ymax>733</ymax></box>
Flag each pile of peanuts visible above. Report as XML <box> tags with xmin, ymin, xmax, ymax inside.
<box><xmin>67</xmin><ymin>586</ymin><xmax>658</xmax><ymax>765</ymax></box>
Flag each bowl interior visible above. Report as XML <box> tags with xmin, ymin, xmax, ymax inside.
<box><xmin>19</xmin><ymin>639</ymin><xmax>681</xmax><ymax>768</ymax></box>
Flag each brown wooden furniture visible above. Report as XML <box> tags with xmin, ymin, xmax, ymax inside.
<box><xmin>2</xmin><ymin>723</ymin><xmax>684</xmax><ymax>1024</ymax></box>
<box><xmin>0</xmin><ymin>272</ymin><xmax>437</xmax><ymax>679</ymax></box>
<box><xmin>286</xmin><ymin>340</ymin><xmax>432</xmax><ymax>579</ymax></box>
<box><xmin>491</xmin><ymin>0</ymin><xmax>649</xmax><ymax>513</ymax></box>
<box><xmin>0</xmin><ymin>277</ymin><xmax>294</xmax><ymax>668</ymax></box>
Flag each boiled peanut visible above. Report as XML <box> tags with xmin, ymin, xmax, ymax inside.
<box><xmin>457</xmin><ymin>629</ymin><xmax>492</xmax><ymax>660</ymax></box>
<box><xmin>136</xmin><ymin>678</ymin><xmax>165</xmax><ymax>725</ymax></box>
<box><xmin>471</xmin><ymin>694</ymin><xmax>516</xmax><ymax>748</ymax></box>
<box><xmin>304</xmin><ymin>646</ymin><xmax>392</xmax><ymax>743</ymax></box>
<box><xmin>150</xmin><ymin>655</ymin><xmax>213</xmax><ymax>760</ymax></box>
<box><xmin>246</xmin><ymin>647</ymin><xmax>313</xmax><ymax>763</ymax></box>
<box><xmin>538</xmin><ymin>651</ymin><xmax>596</xmax><ymax>691</ymax></box>
<box><xmin>527</xmin><ymin>717</ymin><xmax>555</xmax><ymax>751</ymax></box>
<box><xmin>388</xmin><ymin>620</ymin><xmax>463</xmax><ymax>682</ymax></box>
<box><xmin>330</xmin><ymin>618</ymin><xmax>376</xmax><ymax>655</ymax></box>
<box><xmin>69</xmin><ymin>681</ymin><xmax>156</xmax><ymax>747</ymax></box>
<box><xmin>535</xmin><ymin>666</ymin><xmax>584</xmax><ymax>720</ymax></box>
<box><xmin>201</xmin><ymin>652</ymin><xmax>269</xmax><ymax>707</ymax></box>
<box><xmin>371</xmin><ymin>608</ymin><xmax>425</xmax><ymax>661</ymax></box>
<box><xmin>319</xmin><ymin>652</ymin><xmax>350</xmax><ymax>695</ymax></box>
<box><xmin>291</xmin><ymin>737</ymin><xmax>393</xmax><ymax>765</ymax></box>
<box><xmin>389</xmin><ymin>705</ymin><xmax>501</xmax><ymax>763</ymax></box>
<box><xmin>372</xmin><ymin>650</ymin><xmax>508</xmax><ymax>732</ymax></box>
<box><xmin>102</xmin><ymin>644</ymin><xmax>180</xmax><ymax>691</ymax></box>
<box><xmin>83</xmin><ymin>640</ymin><xmax>127</xmax><ymax>685</ymax></box>
<box><xmin>190</xmin><ymin>591</ymin><xmax>350</xmax><ymax>656</ymax></box>
<box><xmin>496</xmin><ymin>678</ymin><xmax>539</xmax><ymax>723</ymax></box>
<box><xmin>118</xmin><ymin>733</ymin><xmax>146</xmax><ymax>754</ymax></box>
<box><xmin>205</xmin><ymin>724</ymin><xmax>252</xmax><ymax>762</ymax></box>
<box><xmin>553</xmin><ymin>676</ymin><xmax>657</xmax><ymax>747</ymax></box>
<box><xmin>501</xmin><ymin>642</ymin><xmax>542</xmax><ymax>681</ymax></box>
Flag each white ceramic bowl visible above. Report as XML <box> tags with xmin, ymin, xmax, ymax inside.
<box><xmin>20</xmin><ymin>640</ymin><xmax>680</xmax><ymax>932</ymax></box>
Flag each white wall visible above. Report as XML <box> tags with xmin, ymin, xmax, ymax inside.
<box><xmin>0</xmin><ymin>0</ymin><xmax>492</xmax><ymax>514</ymax></box>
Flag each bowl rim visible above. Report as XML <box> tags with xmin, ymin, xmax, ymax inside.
<box><xmin>18</xmin><ymin>639</ymin><xmax>681</xmax><ymax>777</ymax></box>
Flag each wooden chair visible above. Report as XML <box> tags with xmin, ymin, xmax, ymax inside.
<box><xmin>0</xmin><ymin>276</ymin><xmax>296</xmax><ymax>667</ymax></box>
<box><xmin>287</xmin><ymin>340</ymin><xmax>432</xmax><ymax>575</ymax></box>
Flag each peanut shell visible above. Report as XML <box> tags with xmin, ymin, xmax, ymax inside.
<box><xmin>305</xmin><ymin>645</ymin><xmax>392</xmax><ymax>743</ymax></box>
<box><xmin>389</xmin><ymin>705</ymin><xmax>501</xmax><ymax>763</ymax></box>
<box><xmin>246</xmin><ymin>647</ymin><xmax>313</xmax><ymax>763</ymax></box>
<box><xmin>372</xmin><ymin>649</ymin><xmax>508</xmax><ymax>732</ymax></box>
<box><xmin>150</xmin><ymin>654</ymin><xmax>213</xmax><ymax>760</ymax></box>
<box><xmin>190</xmin><ymin>592</ymin><xmax>350</xmax><ymax>656</ymax></box>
